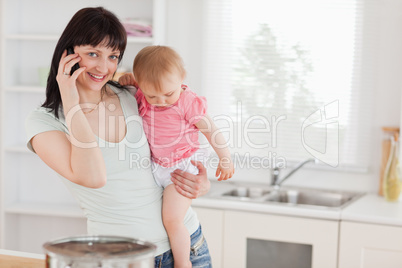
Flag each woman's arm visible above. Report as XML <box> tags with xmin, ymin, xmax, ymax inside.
<box><xmin>31</xmin><ymin>130</ymin><xmax>106</xmax><ymax>188</ymax></box>
<box><xmin>31</xmin><ymin>50</ymin><xmax>107</xmax><ymax>188</ymax></box>
<box><xmin>171</xmin><ymin>160</ymin><xmax>210</xmax><ymax>199</ymax></box>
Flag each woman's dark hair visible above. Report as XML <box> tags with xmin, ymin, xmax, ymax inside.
<box><xmin>42</xmin><ymin>7</ymin><xmax>127</xmax><ymax>118</ymax></box>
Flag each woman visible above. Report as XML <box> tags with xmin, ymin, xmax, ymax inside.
<box><xmin>25</xmin><ymin>7</ymin><xmax>212</xmax><ymax>268</ymax></box>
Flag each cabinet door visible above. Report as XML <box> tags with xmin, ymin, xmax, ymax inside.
<box><xmin>339</xmin><ymin>222</ymin><xmax>402</xmax><ymax>268</ymax></box>
<box><xmin>223</xmin><ymin>211</ymin><xmax>339</xmax><ymax>268</ymax></box>
<box><xmin>193</xmin><ymin>207</ymin><xmax>224</xmax><ymax>268</ymax></box>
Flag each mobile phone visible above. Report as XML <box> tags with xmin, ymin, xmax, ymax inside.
<box><xmin>67</xmin><ymin>47</ymin><xmax>80</xmax><ymax>75</ymax></box>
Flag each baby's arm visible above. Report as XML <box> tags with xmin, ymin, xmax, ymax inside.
<box><xmin>195</xmin><ymin>114</ymin><xmax>234</xmax><ymax>181</ymax></box>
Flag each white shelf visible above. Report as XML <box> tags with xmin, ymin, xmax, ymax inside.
<box><xmin>5</xmin><ymin>203</ymin><xmax>85</xmax><ymax>218</ymax></box>
<box><xmin>5</xmin><ymin>86</ymin><xmax>45</xmax><ymax>94</ymax></box>
<box><xmin>127</xmin><ymin>36</ymin><xmax>154</xmax><ymax>43</ymax></box>
<box><xmin>4</xmin><ymin>145</ymin><xmax>30</xmax><ymax>153</ymax></box>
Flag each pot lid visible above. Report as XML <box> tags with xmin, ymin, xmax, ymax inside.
<box><xmin>43</xmin><ymin>235</ymin><xmax>156</xmax><ymax>260</ymax></box>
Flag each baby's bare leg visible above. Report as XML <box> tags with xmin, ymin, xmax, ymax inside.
<box><xmin>163</xmin><ymin>184</ymin><xmax>192</xmax><ymax>268</ymax></box>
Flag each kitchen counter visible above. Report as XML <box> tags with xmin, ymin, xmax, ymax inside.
<box><xmin>341</xmin><ymin>194</ymin><xmax>402</xmax><ymax>227</ymax></box>
<box><xmin>0</xmin><ymin>249</ymin><xmax>45</xmax><ymax>268</ymax></box>
<box><xmin>193</xmin><ymin>181</ymin><xmax>402</xmax><ymax>226</ymax></box>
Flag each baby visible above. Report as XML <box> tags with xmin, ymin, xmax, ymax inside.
<box><xmin>119</xmin><ymin>46</ymin><xmax>234</xmax><ymax>267</ymax></box>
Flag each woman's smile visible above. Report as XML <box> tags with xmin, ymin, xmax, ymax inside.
<box><xmin>87</xmin><ymin>72</ymin><xmax>107</xmax><ymax>82</ymax></box>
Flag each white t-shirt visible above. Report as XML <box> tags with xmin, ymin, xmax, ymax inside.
<box><xmin>25</xmin><ymin>84</ymin><xmax>199</xmax><ymax>256</ymax></box>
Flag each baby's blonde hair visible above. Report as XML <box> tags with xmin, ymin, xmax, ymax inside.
<box><xmin>133</xmin><ymin>45</ymin><xmax>186</xmax><ymax>92</ymax></box>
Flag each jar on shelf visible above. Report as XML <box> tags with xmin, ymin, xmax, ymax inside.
<box><xmin>379</xmin><ymin>127</ymin><xmax>400</xmax><ymax>196</ymax></box>
<box><xmin>383</xmin><ymin>132</ymin><xmax>401</xmax><ymax>202</ymax></box>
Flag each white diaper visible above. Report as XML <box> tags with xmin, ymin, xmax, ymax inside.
<box><xmin>152</xmin><ymin>148</ymin><xmax>210</xmax><ymax>188</ymax></box>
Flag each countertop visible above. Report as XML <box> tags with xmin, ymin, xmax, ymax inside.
<box><xmin>0</xmin><ymin>249</ymin><xmax>44</xmax><ymax>259</ymax></box>
<box><xmin>0</xmin><ymin>249</ymin><xmax>45</xmax><ymax>268</ymax></box>
<box><xmin>192</xmin><ymin>181</ymin><xmax>402</xmax><ymax>227</ymax></box>
<box><xmin>341</xmin><ymin>194</ymin><xmax>402</xmax><ymax>227</ymax></box>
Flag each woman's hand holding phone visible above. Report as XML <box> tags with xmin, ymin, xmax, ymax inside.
<box><xmin>56</xmin><ymin>49</ymin><xmax>86</xmax><ymax>112</ymax></box>
<box><xmin>67</xmin><ymin>48</ymin><xmax>81</xmax><ymax>75</ymax></box>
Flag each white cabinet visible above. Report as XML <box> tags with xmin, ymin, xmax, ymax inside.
<box><xmin>192</xmin><ymin>207</ymin><xmax>224</xmax><ymax>268</ymax></box>
<box><xmin>192</xmin><ymin>206</ymin><xmax>340</xmax><ymax>268</ymax></box>
<box><xmin>222</xmin><ymin>211</ymin><xmax>339</xmax><ymax>268</ymax></box>
<box><xmin>0</xmin><ymin>0</ymin><xmax>165</xmax><ymax>253</ymax></box>
<box><xmin>338</xmin><ymin>221</ymin><xmax>402</xmax><ymax>268</ymax></box>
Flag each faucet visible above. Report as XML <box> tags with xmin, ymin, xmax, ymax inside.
<box><xmin>271</xmin><ymin>158</ymin><xmax>317</xmax><ymax>189</ymax></box>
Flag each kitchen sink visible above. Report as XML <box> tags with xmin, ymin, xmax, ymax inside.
<box><xmin>264</xmin><ymin>188</ymin><xmax>358</xmax><ymax>208</ymax></box>
<box><xmin>221</xmin><ymin>186</ymin><xmax>271</xmax><ymax>201</ymax></box>
<box><xmin>216</xmin><ymin>185</ymin><xmax>364</xmax><ymax>209</ymax></box>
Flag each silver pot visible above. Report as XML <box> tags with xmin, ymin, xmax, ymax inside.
<box><xmin>43</xmin><ymin>235</ymin><xmax>156</xmax><ymax>268</ymax></box>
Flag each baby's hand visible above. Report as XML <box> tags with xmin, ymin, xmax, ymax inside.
<box><xmin>118</xmin><ymin>73</ymin><xmax>138</xmax><ymax>87</ymax></box>
<box><xmin>216</xmin><ymin>157</ymin><xmax>234</xmax><ymax>181</ymax></box>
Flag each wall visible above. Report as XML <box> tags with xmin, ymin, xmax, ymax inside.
<box><xmin>165</xmin><ymin>0</ymin><xmax>402</xmax><ymax>193</ymax></box>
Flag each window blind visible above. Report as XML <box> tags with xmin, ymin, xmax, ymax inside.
<box><xmin>201</xmin><ymin>0</ymin><xmax>378</xmax><ymax>170</ymax></box>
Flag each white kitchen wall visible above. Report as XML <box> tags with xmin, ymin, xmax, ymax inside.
<box><xmin>1</xmin><ymin>0</ymin><xmax>398</xmax><ymax>195</ymax></box>
<box><xmin>164</xmin><ymin>0</ymin><xmax>402</xmax><ymax>193</ymax></box>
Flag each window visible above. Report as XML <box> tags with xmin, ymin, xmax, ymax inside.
<box><xmin>201</xmin><ymin>0</ymin><xmax>378</xmax><ymax>170</ymax></box>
